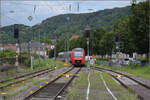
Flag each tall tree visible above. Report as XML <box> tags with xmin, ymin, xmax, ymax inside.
<box><xmin>129</xmin><ymin>1</ymin><xmax>149</xmax><ymax>55</ymax></box>
<box><xmin>91</xmin><ymin>28</ymin><xmax>106</xmax><ymax>55</ymax></box>
<box><xmin>99</xmin><ymin>32</ymin><xmax>115</xmax><ymax>56</ymax></box>
<box><xmin>114</xmin><ymin>17</ymin><xmax>136</xmax><ymax>55</ymax></box>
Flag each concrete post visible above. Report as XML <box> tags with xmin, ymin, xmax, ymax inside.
<box><xmin>31</xmin><ymin>56</ymin><xmax>34</xmax><ymax>70</ymax></box>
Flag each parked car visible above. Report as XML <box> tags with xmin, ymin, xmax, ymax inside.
<box><xmin>123</xmin><ymin>58</ymin><xmax>130</xmax><ymax>65</ymax></box>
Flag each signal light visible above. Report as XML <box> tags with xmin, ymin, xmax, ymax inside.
<box><xmin>14</xmin><ymin>24</ymin><xmax>19</xmax><ymax>39</ymax></box>
<box><xmin>84</xmin><ymin>25</ymin><xmax>91</xmax><ymax>38</ymax></box>
<box><xmin>115</xmin><ymin>35</ymin><xmax>119</xmax><ymax>42</ymax></box>
<box><xmin>85</xmin><ymin>30</ymin><xmax>90</xmax><ymax>38</ymax></box>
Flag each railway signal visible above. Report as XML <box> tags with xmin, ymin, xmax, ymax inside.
<box><xmin>115</xmin><ymin>34</ymin><xmax>119</xmax><ymax>43</ymax></box>
<box><xmin>14</xmin><ymin>24</ymin><xmax>19</xmax><ymax>39</ymax></box>
<box><xmin>85</xmin><ymin>25</ymin><xmax>90</xmax><ymax>38</ymax></box>
<box><xmin>85</xmin><ymin>25</ymin><xmax>91</xmax><ymax>69</ymax></box>
<box><xmin>14</xmin><ymin>24</ymin><xmax>19</xmax><ymax>68</ymax></box>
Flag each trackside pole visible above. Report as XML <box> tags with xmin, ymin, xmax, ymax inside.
<box><xmin>0</xmin><ymin>94</ymin><xmax>6</xmax><ymax>100</ymax></box>
<box><xmin>15</xmin><ymin>43</ymin><xmax>19</xmax><ymax>68</ymax></box>
<box><xmin>87</xmin><ymin>38</ymin><xmax>90</xmax><ymax>69</ymax></box>
<box><xmin>31</xmin><ymin>56</ymin><xmax>34</xmax><ymax>70</ymax></box>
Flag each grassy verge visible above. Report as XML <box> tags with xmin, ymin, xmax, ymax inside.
<box><xmin>89</xmin><ymin>71</ymin><xmax>113</xmax><ymax>100</ymax></box>
<box><xmin>3</xmin><ymin>77</ymin><xmax>49</xmax><ymax>100</ymax></box>
<box><xmin>68</xmin><ymin>72</ymin><xmax>88</xmax><ymax>100</ymax></box>
<box><xmin>95</xmin><ymin>63</ymin><xmax>150</xmax><ymax>80</ymax></box>
<box><xmin>1</xmin><ymin>59</ymin><xmax>67</xmax><ymax>84</ymax></box>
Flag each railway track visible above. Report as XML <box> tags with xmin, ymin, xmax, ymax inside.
<box><xmin>92</xmin><ymin>66</ymin><xmax>150</xmax><ymax>100</ymax></box>
<box><xmin>24</xmin><ymin>67</ymin><xmax>81</xmax><ymax>100</ymax></box>
<box><xmin>0</xmin><ymin>68</ymin><xmax>55</xmax><ymax>90</ymax></box>
<box><xmin>0</xmin><ymin>68</ymin><xmax>53</xmax><ymax>84</ymax></box>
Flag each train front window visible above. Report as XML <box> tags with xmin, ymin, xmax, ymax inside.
<box><xmin>74</xmin><ymin>52</ymin><xmax>82</xmax><ymax>57</ymax></box>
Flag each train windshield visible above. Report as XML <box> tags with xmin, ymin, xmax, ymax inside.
<box><xmin>74</xmin><ymin>52</ymin><xmax>82</xmax><ymax>57</ymax></box>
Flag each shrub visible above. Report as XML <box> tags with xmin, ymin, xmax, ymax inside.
<box><xmin>96</xmin><ymin>58</ymin><xmax>110</xmax><ymax>61</ymax></box>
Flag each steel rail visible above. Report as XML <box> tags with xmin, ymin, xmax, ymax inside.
<box><xmin>53</xmin><ymin>67</ymin><xmax>81</xmax><ymax>100</ymax></box>
<box><xmin>92</xmin><ymin>66</ymin><xmax>150</xmax><ymax>90</ymax></box>
<box><xmin>24</xmin><ymin>67</ymin><xmax>74</xmax><ymax>100</ymax></box>
<box><xmin>92</xmin><ymin>66</ymin><xmax>146</xmax><ymax>100</ymax></box>
<box><xmin>0</xmin><ymin>68</ymin><xmax>55</xmax><ymax>90</ymax></box>
<box><xmin>0</xmin><ymin>68</ymin><xmax>51</xmax><ymax>84</ymax></box>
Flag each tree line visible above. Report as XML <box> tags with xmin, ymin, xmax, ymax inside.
<box><xmin>51</xmin><ymin>1</ymin><xmax>149</xmax><ymax>58</ymax></box>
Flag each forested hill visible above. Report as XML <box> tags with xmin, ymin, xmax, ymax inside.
<box><xmin>0</xmin><ymin>6</ymin><xmax>132</xmax><ymax>44</ymax></box>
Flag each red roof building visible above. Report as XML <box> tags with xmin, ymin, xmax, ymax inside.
<box><xmin>4</xmin><ymin>44</ymin><xmax>16</xmax><ymax>51</ymax></box>
<box><xmin>69</xmin><ymin>35</ymin><xmax>80</xmax><ymax>41</ymax></box>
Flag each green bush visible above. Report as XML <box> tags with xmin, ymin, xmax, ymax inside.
<box><xmin>96</xmin><ymin>58</ymin><xmax>110</xmax><ymax>61</ymax></box>
<box><xmin>19</xmin><ymin>51</ymin><xmax>28</xmax><ymax>58</ymax></box>
<box><xmin>137</xmin><ymin>57</ymin><xmax>149</xmax><ymax>62</ymax></box>
<box><xmin>0</xmin><ymin>50</ymin><xmax>15</xmax><ymax>58</ymax></box>
<box><xmin>24</xmin><ymin>58</ymin><xmax>31</xmax><ymax>67</ymax></box>
<box><xmin>129</xmin><ymin>63</ymin><xmax>140</xmax><ymax>69</ymax></box>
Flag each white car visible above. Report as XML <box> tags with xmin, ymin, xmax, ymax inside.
<box><xmin>123</xmin><ymin>59</ymin><xmax>130</xmax><ymax>65</ymax></box>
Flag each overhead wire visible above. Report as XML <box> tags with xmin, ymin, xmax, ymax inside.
<box><xmin>4</xmin><ymin>2</ymin><xmax>59</xmax><ymax>6</ymax></box>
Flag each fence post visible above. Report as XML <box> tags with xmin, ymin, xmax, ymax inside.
<box><xmin>0</xmin><ymin>94</ymin><xmax>6</xmax><ymax>100</ymax></box>
<box><xmin>31</xmin><ymin>56</ymin><xmax>34</xmax><ymax>70</ymax></box>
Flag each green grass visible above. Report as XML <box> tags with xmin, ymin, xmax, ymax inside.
<box><xmin>74</xmin><ymin>72</ymin><xmax>88</xmax><ymax>88</ymax></box>
<box><xmin>95</xmin><ymin>63</ymin><xmax>150</xmax><ymax>80</ymax></box>
<box><xmin>2</xmin><ymin>74</ymin><xmax>50</xmax><ymax>100</ymax></box>
<box><xmin>1</xmin><ymin>59</ymin><xmax>67</xmax><ymax>84</ymax></box>
<box><xmin>67</xmin><ymin>70</ymin><xmax>139</xmax><ymax>100</ymax></box>
<box><xmin>67</xmin><ymin>72</ymin><xmax>88</xmax><ymax>100</ymax></box>
<box><xmin>89</xmin><ymin>71</ymin><xmax>105</xmax><ymax>89</ymax></box>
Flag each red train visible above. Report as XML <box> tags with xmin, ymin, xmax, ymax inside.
<box><xmin>71</xmin><ymin>48</ymin><xmax>85</xmax><ymax>66</ymax></box>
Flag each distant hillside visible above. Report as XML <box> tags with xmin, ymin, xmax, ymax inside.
<box><xmin>0</xmin><ymin>6</ymin><xmax>132</xmax><ymax>44</ymax></box>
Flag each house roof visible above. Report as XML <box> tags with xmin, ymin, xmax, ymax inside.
<box><xmin>3</xmin><ymin>44</ymin><xmax>16</xmax><ymax>51</ymax></box>
<box><xmin>69</xmin><ymin>35</ymin><xmax>80</xmax><ymax>41</ymax></box>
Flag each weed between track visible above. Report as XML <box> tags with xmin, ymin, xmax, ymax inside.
<box><xmin>67</xmin><ymin>70</ymin><xmax>139</xmax><ymax>100</ymax></box>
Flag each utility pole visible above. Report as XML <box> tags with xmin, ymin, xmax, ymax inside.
<box><xmin>115</xmin><ymin>34</ymin><xmax>120</xmax><ymax>67</ymax></box>
<box><xmin>65</xmin><ymin>16</ymin><xmax>70</xmax><ymax>63</ymax></box>
<box><xmin>54</xmin><ymin>38</ymin><xmax>56</xmax><ymax>61</ymax></box>
<box><xmin>77</xmin><ymin>3</ymin><xmax>79</xmax><ymax>12</ymax></box>
<box><xmin>65</xmin><ymin>37</ymin><xmax>67</xmax><ymax>63</ymax></box>
<box><xmin>38</xmin><ymin>30</ymin><xmax>40</xmax><ymax>67</ymax></box>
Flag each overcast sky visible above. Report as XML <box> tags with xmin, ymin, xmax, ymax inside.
<box><xmin>0</xmin><ymin>0</ymin><xmax>142</xmax><ymax>27</ymax></box>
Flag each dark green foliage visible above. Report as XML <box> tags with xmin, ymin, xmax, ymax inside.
<box><xmin>114</xmin><ymin>17</ymin><xmax>136</xmax><ymax>54</ymax></box>
<box><xmin>19</xmin><ymin>51</ymin><xmax>28</xmax><ymax>58</ymax></box>
<box><xmin>48</xmin><ymin>49</ymin><xmax>54</xmax><ymax>58</ymax></box>
<box><xmin>24</xmin><ymin>58</ymin><xmax>31</xmax><ymax>67</ymax></box>
<box><xmin>90</xmin><ymin>28</ymin><xmax>106</xmax><ymax>55</ymax></box>
<box><xmin>69</xmin><ymin>36</ymin><xmax>86</xmax><ymax>51</ymax></box>
<box><xmin>129</xmin><ymin>1</ymin><xmax>149</xmax><ymax>55</ymax></box>
<box><xmin>114</xmin><ymin>1</ymin><xmax>149</xmax><ymax>56</ymax></box>
<box><xmin>99</xmin><ymin>32</ymin><xmax>115</xmax><ymax>55</ymax></box>
<box><xmin>0</xmin><ymin>50</ymin><xmax>15</xmax><ymax>58</ymax></box>
<box><xmin>40</xmin><ymin>37</ymin><xmax>52</xmax><ymax>44</ymax></box>
<box><xmin>96</xmin><ymin>58</ymin><xmax>109</xmax><ymax>61</ymax></box>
